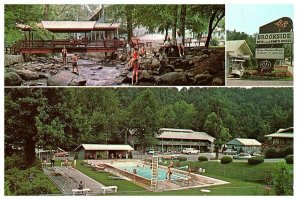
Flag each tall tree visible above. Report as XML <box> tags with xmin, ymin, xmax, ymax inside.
<box><xmin>128</xmin><ymin>89</ymin><xmax>160</xmax><ymax>151</ymax></box>
<box><xmin>204</xmin><ymin>112</ymin><xmax>230</xmax><ymax>159</ymax></box>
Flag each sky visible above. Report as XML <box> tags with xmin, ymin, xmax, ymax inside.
<box><xmin>226</xmin><ymin>4</ymin><xmax>294</xmax><ymax>35</ymax></box>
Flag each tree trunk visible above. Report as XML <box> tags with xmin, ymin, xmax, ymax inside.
<box><xmin>125</xmin><ymin>5</ymin><xmax>133</xmax><ymax>43</ymax></box>
<box><xmin>205</xmin><ymin>8</ymin><xmax>225</xmax><ymax>48</ymax></box>
<box><xmin>179</xmin><ymin>5</ymin><xmax>186</xmax><ymax>46</ymax></box>
<box><xmin>24</xmin><ymin>136</ymin><xmax>36</xmax><ymax>167</ymax></box>
<box><xmin>171</xmin><ymin>5</ymin><xmax>178</xmax><ymax>44</ymax></box>
<box><xmin>205</xmin><ymin>12</ymin><xmax>215</xmax><ymax>48</ymax></box>
<box><xmin>164</xmin><ymin>26</ymin><xmax>168</xmax><ymax>42</ymax></box>
<box><xmin>43</xmin><ymin>5</ymin><xmax>50</xmax><ymax>20</ymax></box>
<box><xmin>215</xmin><ymin>147</ymin><xmax>219</xmax><ymax>159</ymax></box>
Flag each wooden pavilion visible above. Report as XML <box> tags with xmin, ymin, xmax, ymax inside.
<box><xmin>12</xmin><ymin>21</ymin><xmax>124</xmax><ymax>55</ymax></box>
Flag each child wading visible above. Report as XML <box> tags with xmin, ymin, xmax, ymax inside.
<box><xmin>62</xmin><ymin>46</ymin><xmax>68</xmax><ymax>66</ymax></box>
<box><xmin>131</xmin><ymin>47</ymin><xmax>139</xmax><ymax>85</ymax></box>
<box><xmin>71</xmin><ymin>54</ymin><xmax>79</xmax><ymax>74</ymax></box>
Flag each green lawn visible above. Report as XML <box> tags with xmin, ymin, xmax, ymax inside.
<box><xmin>72</xmin><ymin>160</ymin><xmax>290</xmax><ymax>195</ymax></box>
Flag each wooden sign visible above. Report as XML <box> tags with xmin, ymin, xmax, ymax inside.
<box><xmin>256</xmin><ymin>17</ymin><xmax>293</xmax><ymax>73</ymax></box>
<box><xmin>255</xmin><ymin>48</ymin><xmax>284</xmax><ymax>59</ymax></box>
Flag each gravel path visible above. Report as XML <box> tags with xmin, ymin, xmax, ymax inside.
<box><xmin>43</xmin><ymin>166</ymin><xmax>115</xmax><ymax>195</ymax></box>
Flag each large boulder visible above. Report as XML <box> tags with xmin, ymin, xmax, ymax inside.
<box><xmin>47</xmin><ymin>70</ymin><xmax>86</xmax><ymax>86</ymax></box>
<box><xmin>119</xmin><ymin>54</ymin><xmax>127</xmax><ymax>62</ymax></box>
<box><xmin>212</xmin><ymin>77</ymin><xmax>224</xmax><ymax>86</ymax></box>
<box><xmin>159</xmin><ymin>64</ymin><xmax>175</xmax><ymax>74</ymax></box>
<box><xmin>138</xmin><ymin>70</ymin><xmax>154</xmax><ymax>82</ymax></box>
<box><xmin>150</xmin><ymin>58</ymin><xmax>160</xmax><ymax>69</ymax></box>
<box><xmin>5</xmin><ymin>55</ymin><xmax>23</xmax><ymax>67</ymax></box>
<box><xmin>13</xmin><ymin>69</ymin><xmax>39</xmax><ymax>80</ymax></box>
<box><xmin>194</xmin><ymin>74</ymin><xmax>213</xmax><ymax>85</ymax></box>
<box><xmin>5</xmin><ymin>72</ymin><xmax>23</xmax><ymax>86</ymax></box>
<box><xmin>155</xmin><ymin>72</ymin><xmax>187</xmax><ymax>85</ymax></box>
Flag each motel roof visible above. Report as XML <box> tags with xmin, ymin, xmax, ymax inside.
<box><xmin>264</xmin><ymin>133</ymin><xmax>293</xmax><ymax>138</ymax></box>
<box><xmin>16</xmin><ymin>21</ymin><xmax>120</xmax><ymax>33</ymax></box>
<box><xmin>226</xmin><ymin>40</ymin><xmax>253</xmax><ymax>57</ymax></box>
<box><xmin>226</xmin><ymin>138</ymin><xmax>261</xmax><ymax>146</ymax></box>
<box><xmin>264</xmin><ymin>127</ymin><xmax>294</xmax><ymax>138</ymax></box>
<box><xmin>157</xmin><ymin>128</ymin><xmax>215</xmax><ymax>142</ymax></box>
<box><xmin>74</xmin><ymin>144</ymin><xmax>134</xmax><ymax>152</ymax></box>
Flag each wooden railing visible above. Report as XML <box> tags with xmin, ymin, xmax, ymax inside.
<box><xmin>10</xmin><ymin>39</ymin><xmax>125</xmax><ymax>54</ymax></box>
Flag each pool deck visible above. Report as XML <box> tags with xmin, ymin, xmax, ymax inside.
<box><xmin>88</xmin><ymin>159</ymin><xmax>229</xmax><ymax>191</ymax></box>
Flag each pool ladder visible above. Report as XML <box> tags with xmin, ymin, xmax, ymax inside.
<box><xmin>150</xmin><ymin>156</ymin><xmax>159</xmax><ymax>190</ymax></box>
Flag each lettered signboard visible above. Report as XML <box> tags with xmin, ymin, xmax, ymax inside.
<box><xmin>256</xmin><ymin>17</ymin><xmax>293</xmax><ymax>73</ymax></box>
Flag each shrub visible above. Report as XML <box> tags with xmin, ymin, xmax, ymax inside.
<box><xmin>178</xmin><ymin>156</ymin><xmax>187</xmax><ymax>161</ymax></box>
<box><xmin>285</xmin><ymin>155</ymin><xmax>293</xmax><ymax>164</ymax></box>
<box><xmin>248</xmin><ymin>156</ymin><xmax>264</xmax><ymax>165</ymax></box>
<box><xmin>198</xmin><ymin>156</ymin><xmax>208</xmax><ymax>162</ymax></box>
<box><xmin>221</xmin><ymin>156</ymin><xmax>233</xmax><ymax>164</ymax></box>
<box><xmin>265</xmin><ymin>146</ymin><xmax>294</xmax><ymax>158</ymax></box>
<box><xmin>283</xmin><ymin>146</ymin><xmax>293</xmax><ymax>157</ymax></box>
<box><xmin>5</xmin><ymin>155</ymin><xmax>25</xmax><ymax>170</ymax></box>
<box><xmin>272</xmin><ymin>162</ymin><xmax>293</xmax><ymax>195</ymax></box>
<box><xmin>265</xmin><ymin>147</ymin><xmax>278</xmax><ymax>158</ymax></box>
<box><xmin>5</xmin><ymin>166</ymin><xmax>59</xmax><ymax>195</ymax></box>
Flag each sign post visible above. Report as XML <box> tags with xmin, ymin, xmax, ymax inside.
<box><xmin>256</xmin><ymin>17</ymin><xmax>293</xmax><ymax>74</ymax></box>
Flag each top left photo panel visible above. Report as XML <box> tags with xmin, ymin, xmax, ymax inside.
<box><xmin>4</xmin><ymin>4</ymin><xmax>225</xmax><ymax>86</ymax></box>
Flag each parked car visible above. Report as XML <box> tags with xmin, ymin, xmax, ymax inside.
<box><xmin>251</xmin><ymin>151</ymin><xmax>262</xmax><ymax>157</ymax></box>
<box><xmin>54</xmin><ymin>151</ymin><xmax>68</xmax><ymax>157</ymax></box>
<box><xmin>146</xmin><ymin>149</ymin><xmax>159</xmax><ymax>155</ymax></box>
<box><xmin>161</xmin><ymin>152</ymin><xmax>181</xmax><ymax>160</ymax></box>
<box><xmin>182</xmin><ymin>148</ymin><xmax>199</xmax><ymax>154</ymax></box>
<box><xmin>233</xmin><ymin>153</ymin><xmax>252</xmax><ymax>159</ymax></box>
<box><xmin>223</xmin><ymin>149</ymin><xmax>237</xmax><ymax>155</ymax></box>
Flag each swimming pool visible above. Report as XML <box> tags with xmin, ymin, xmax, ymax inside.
<box><xmin>119</xmin><ymin>165</ymin><xmax>189</xmax><ymax>181</ymax></box>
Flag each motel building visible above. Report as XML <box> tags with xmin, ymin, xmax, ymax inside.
<box><xmin>154</xmin><ymin>128</ymin><xmax>215</xmax><ymax>153</ymax></box>
<box><xmin>226</xmin><ymin>40</ymin><xmax>253</xmax><ymax>77</ymax></box>
<box><xmin>264</xmin><ymin>127</ymin><xmax>293</xmax><ymax>145</ymax></box>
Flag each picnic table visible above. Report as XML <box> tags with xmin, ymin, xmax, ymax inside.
<box><xmin>72</xmin><ymin>188</ymin><xmax>91</xmax><ymax>195</ymax></box>
<box><xmin>101</xmin><ymin>186</ymin><xmax>118</xmax><ymax>194</ymax></box>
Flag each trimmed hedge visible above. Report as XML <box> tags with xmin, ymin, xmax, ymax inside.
<box><xmin>248</xmin><ymin>156</ymin><xmax>264</xmax><ymax>165</ymax></box>
<box><xmin>198</xmin><ymin>156</ymin><xmax>208</xmax><ymax>162</ymax></box>
<box><xmin>265</xmin><ymin>146</ymin><xmax>294</xmax><ymax>158</ymax></box>
<box><xmin>221</xmin><ymin>156</ymin><xmax>233</xmax><ymax>164</ymax></box>
<box><xmin>178</xmin><ymin>156</ymin><xmax>187</xmax><ymax>161</ymax></box>
<box><xmin>285</xmin><ymin>155</ymin><xmax>293</xmax><ymax>164</ymax></box>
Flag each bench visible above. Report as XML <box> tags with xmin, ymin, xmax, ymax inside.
<box><xmin>184</xmin><ymin>38</ymin><xmax>192</xmax><ymax>47</ymax></box>
<box><xmin>72</xmin><ymin>188</ymin><xmax>91</xmax><ymax>195</ymax></box>
<box><xmin>42</xmin><ymin>162</ymin><xmax>51</xmax><ymax>168</ymax></box>
<box><xmin>101</xmin><ymin>186</ymin><xmax>118</xmax><ymax>194</ymax></box>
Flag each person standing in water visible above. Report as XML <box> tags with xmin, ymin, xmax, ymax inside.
<box><xmin>71</xmin><ymin>54</ymin><xmax>79</xmax><ymax>74</ymax></box>
<box><xmin>61</xmin><ymin>46</ymin><xmax>68</xmax><ymax>66</ymax></box>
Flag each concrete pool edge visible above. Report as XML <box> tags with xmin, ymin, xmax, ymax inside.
<box><xmin>87</xmin><ymin>159</ymin><xmax>230</xmax><ymax>192</ymax></box>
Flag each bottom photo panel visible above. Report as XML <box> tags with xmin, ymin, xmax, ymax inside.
<box><xmin>4</xmin><ymin>87</ymin><xmax>293</xmax><ymax>196</ymax></box>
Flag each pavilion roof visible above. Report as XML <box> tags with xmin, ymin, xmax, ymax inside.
<box><xmin>16</xmin><ymin>21</ymin><xmax>120</xmax><ymax>33</ymax></box>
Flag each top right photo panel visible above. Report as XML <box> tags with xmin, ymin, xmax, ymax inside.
<box><xmin>226</xmin><ymin>4</ymin><xmax>293</xmax><ymax>86</ymax></box>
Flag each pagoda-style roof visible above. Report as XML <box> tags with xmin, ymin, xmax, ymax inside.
<box><xmin>16</xmin><ymin>21</ymin><xmax>120</xmax><ymax>33</ymax></box>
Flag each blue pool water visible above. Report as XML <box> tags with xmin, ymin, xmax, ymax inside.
<box><xmin>119</xmin><ymin>165</ymin><xmax>189</xmax><ymax>181</ymax></box>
